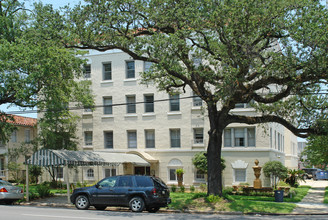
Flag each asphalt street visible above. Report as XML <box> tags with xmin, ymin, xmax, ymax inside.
<box><xmin>1</xmin><ymin>205</ymin><xmax>328</xmax><ymax>220</ymax></box>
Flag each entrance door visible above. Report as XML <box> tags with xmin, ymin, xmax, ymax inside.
<box><xmin>134</xmin><ymin>167</ymin><xmax>150</xmax><ymax>175</ymax></box>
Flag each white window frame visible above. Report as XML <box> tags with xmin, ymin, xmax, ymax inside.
<box><xmin>126</xmin><ymin>60</ymin><xmax>135</xmax><ymax>79</ymax></box>
<box><xmin>170</xmin><ymin>129</ymin><xmax>181</xmax><ymax>148</ymax></box>
<box><xmin>223</xmin><ymin>127</ymin><xmax>256</xmax><ymax>147</ymax></box>
<box><xmin>104</xmin><ymin>131</ymin><xmax>113</xmax><ymax>149</ymax></box>
<box><xmin>194</xmin><ymin>169</ymin><xmax>206</xmax><ymax>182</ymax></box>
<box><xmin>103</xmin><ymin>62</ymin><xmax>112</xmax><ymax>80</ymax></box>
<box><xmin>126</xmin><ymin>95</ymin><xmax>136</xmax><ymax>114</ymax></box>
<box><xmin>11</xmin><ymin>130</ymin><xmax>17</xmax><ymax>143</ymax></box>
<box><xmin>231</xmin><ymin>160</ymin><xmax>248</xmax><ymax>184</ymax></box>
<box><xmin>86</xmin><ymin>168</ymin><xmax>95</xmax><ymax>180</ymax></box>
<box><xmin>145</xmin><ymin>129</ymin><xmax>155</xmax><ymax>148</ymax></box>
<box><xmin>144</xmin><ymin>94</ymin><xmax>154</xmax><ymax>113</ymax></box>
<box><xmin>84</xmin><ymin>131</ymin><xmax>93</xmax><ymax>146</ymax></box>
<box><xmin>84</xmin><ymin>64</ymin><xmax>91</xmax><ymax>78</ymax></box>
<box><xmin>103</xmin><ymin>97</ymin><xmax>113</xmax><ymax>115</ymax></box>
<box><xmin>169</xmin><ymin>94</ymin><xmax>180</xmax><ymax>111</ymax></box>
<box><xmin>104</xmin><ymin>167</ymin><xmax>117</xmax><ymax>178</ymax></box>
<box><xmin>193</xmin><ymin>128</ymin><xmax>204</xmax><ymax>144</ymax></box>
<box><xmin>127</xmin><ymin>130</ymin><xmax>137</xmax><ymax>148</ymax></box>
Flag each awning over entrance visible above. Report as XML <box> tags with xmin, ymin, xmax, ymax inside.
<box><xmin>26</xmin><ymin>149</ymin><xmax>150</xmax><ymax>167</ymax></box>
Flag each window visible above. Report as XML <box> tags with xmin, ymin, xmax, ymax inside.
<box><xmin>235</xmin><ymin>100</ymin><xmax>254</xmax><ymax>108</ymax></box>
<box><xmin>193</xmin><ymin>93</ymin><xmax>202</xmax><ymax>107</ymax></box>
<box><xmin>144</xmin><ymin>94</ymin><xmax>154</xmax><ymax>113</ymax></box>
<box><xmin>169</xmin><ymin>169</ymin><xmax>177</xmax><ymax>181</ymax></box>
<box><xmin>270</xmin><ymin>128</ymin><xmax>272</xmax><ymax>148</ymax></box>
<box><xmin>170</xmin><ymin>129</ymin><xmax>181</xmax><ymax>148</ymax></box>
<box><xmin>84</xmin><ymin>107</ymin><xmax>92</xmax><ymax>113</ymax></box>
<box><xmin>105</xmin><ymin>168</ymin><xmax>116</xmax><ymax>177</ymax></box>
<box><xmin>126</xmin><ymin>61</ymin><xmax>135</xmax><ymax>78</ymax></box>
<box><xmin>193</xmin><ymin>128</ymin><xmax>204</xmax><ymax>144</ymax></box>
<box><xmin>224</xmin><ymin>127</ymin><xmax>255</xmax><ymax>147</ymax></box>
<box><xmin>84</xmin><ymin>131</ymin><xmax>93</xmax><ymax>146</ymax></box>
<box><xmin>234</xmin><ymin>169</ymin><xmax>246</xmax><ymax>182</ymax></box>
<box><xmin>247</xmin><ymin>128</ymin><xmax>255</xmax><ymax>146</ymax></box>
<box><xmin>144</xmin><ymin>61</ymin><xmax>152</xmax><ymax>72</ymax></box>
<box><xmin>234</xmin><ymin>128</ymin><xmax>244</xmax><ymax>146</ymax></box>
<box><xmin>84</xmin><ymin>64</ymin><xmax>91</xmax><ymax>78</ymax></box>
<box><xmin>11</xmin><ymin>130</ymin><xmax>17</xmax><ymax>143</ymax></box>
<box><xmin>145</xmin><ymin>130</ymin><xmax>155</xmax><ymax>148</ymax></box>
<box><xmin>103</xmin><ymin>63</ymin><xmax>112</xmax><ymax>80</ymax></box>
<box><xmin>0</xmin><ymin>141</ymin><xmax>4</xmax><ymax>148</ymax></box>
<box><xmin>127</xmin><ymin>131</ymin><xmax>137</xmax><ymax>148</ymax></box>
<box><xmin>126</xmin><ymin>95</ymin><xmax>136</xmax><ymax>113</ymax></box>
<box><xmin>135</xmin><ymin>176</ymin><xmax>153</xmax><ymax>187</ymax></box>
<box><xmin>103</xmin><ymin>97</ymin><xmax>112</xmax><ymax>114</ymax></box>
<box><xmin>25</xmin><ymin>129</ymin><xmax>31</xmax><ymax>143</ymax></box>
<box><xmin>278</xmin><ymin>133</ymin><xmax>281</xmax><ymax>151</ymax></box>
<box><xmin>169</xmin><ymin>94</ymin><xmax>180</xmax><ymax>111</ymax></box>
<box><xmin>195</xmin><ymin>169</ymin><xmax>205</xmax><ymax>180</ymax></box>
<box><xmin>104</xmin><ymin>131</ymin><xmax>113</xmax><ymax>149</ymax></box>
<box><xmin>118</xmin><ymin>176</ymin><xmax>133</xmax><ymax>187</ymax></box>
<box><xmin>86</xmin><ymin>168</ymin><xmax>94</xmax><ymax>179</ymax></box>
<box><xmin>99</xmin><ymin>176</ymin><xmax>117</xmax><ymax>187</ymax></box>
<box><xmin>0</xmin><ymin>158</ymin><xmax>4</xmax><ymax>171</ymax></box>
<box><xmin>224</xmin><ymin>129</ymin><xmax>232</xmax><ymax>147</ymax></box>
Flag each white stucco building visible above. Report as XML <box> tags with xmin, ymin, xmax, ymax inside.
<box><xmin>68</xmin><ymin>51</ymin><xmax>298</xmax><ymax>187</ymax></box>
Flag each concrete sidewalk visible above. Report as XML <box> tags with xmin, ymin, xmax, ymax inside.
<box><xmin>292</xmin><ymin>180</ymin><xmax>328</xmax><ymax>214</ymax></box>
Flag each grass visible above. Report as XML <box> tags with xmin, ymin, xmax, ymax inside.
<box><xmin>168</xmin><ymin>186</ymin><xmax>311</xmax><ymax>214</ymax></box>
<box><xmin>324</xmin><ymin>187</ymin><xmax>328</xmax><ymax>204</ymax></box>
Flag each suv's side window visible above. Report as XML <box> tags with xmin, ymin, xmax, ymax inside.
<box><xmin>135</xmin><ymin>176</ymin><xmax>153</xmax><ymax>187</ymax></box>
<box><xmin>99</xmin><ymin>176</ymin><xmax>117</xmax><ymax>187</ymax></box>
<box><xmin>118</xmin><ymin>176</ymin><xmax>133</xmax><ymax>187</ymax></box>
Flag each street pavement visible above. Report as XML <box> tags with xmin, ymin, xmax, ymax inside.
<box><xmin>19</xmin><ymin>179</ymin><xmax>328</xmax><ymax>216</ymax></box>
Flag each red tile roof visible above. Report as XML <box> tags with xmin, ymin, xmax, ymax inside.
<box><xmin>6</xmin><ymin>115</ymin><xmax>37</xmax><ymax>127</ymax></box>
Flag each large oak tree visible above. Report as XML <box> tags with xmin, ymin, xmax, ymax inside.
<box><xmin>0</xmin><ymin>1</ymin><xmax>93</xmax><ymax>143</ymax></box>
<box><xmin>62</xmin><ymin>0</ymin><xmax>328</xmax><ymax>195</ymax></box>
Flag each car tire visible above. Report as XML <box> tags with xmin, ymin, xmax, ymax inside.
<box><xmin>75</xmin><ymin>195</ymin><xmax>90</xmax><ymax>210</ymax></box>
<box><xmin>94</xmin><ymin>205</ymin><xmax>107</xmax><ymax>210</ymax></box>
<box><xmin>147</xmin><ymin>207</ymin><xmax>160</xmax><ymax>213</ymax></box>
<box><xmin>129</xmin><ymin>197</ymin><xmax>145</xmax><ymax>212</ymax></box>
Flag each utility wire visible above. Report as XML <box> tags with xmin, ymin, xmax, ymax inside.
<box><xmin>3</xmin><ymin>91</ymin><xmax>328</xmax><ymax>115</ymax></box>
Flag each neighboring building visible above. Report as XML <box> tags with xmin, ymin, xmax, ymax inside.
<box><xmin>0</xmin><ymin>115</ymin><xmax>37</xmax><ymax>181</ymax></box>
<box><xmin>66</xmin><ymin>51</ymin><xmax>298</xmax><ymax>187</ymax></box>
<box><xmin>298</xmin><ymin>141</ymin><xmax>307</xmax><ymax>169</ymax></box>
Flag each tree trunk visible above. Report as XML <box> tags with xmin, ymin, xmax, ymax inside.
<box><xmin>206</xmin><ymin>105</ymin><xmax>226</xmax><ymax>196</ymax></box>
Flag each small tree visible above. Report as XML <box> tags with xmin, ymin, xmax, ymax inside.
<box><xmin>285</xmin><ymin>169</ymin><xmax>305</xmax><ymax>187</ymax></box>
<box><xmin>192</xmin><ymin>152</ymin><xmax>226</xmax><ymax>174</ymax></box>
<box><xmin>263</xmin><ymin>161</ymin><xmax>288</xmax><ymax>189</ymax></box>
<box><xmin>29</xmin><ymin>165</ymin><xmax>43</xmax><ymax>184</ymax></box>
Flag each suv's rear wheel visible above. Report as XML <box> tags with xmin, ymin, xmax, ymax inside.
<box><xmin>147</xmin><ymin>207</ymin><xmax>160</xmax><ymax>213</ymax></box>
<box><xmin>75</xmin><ymin>195</ymin><xmax>90</xmax><ymax>210</ymax></box>
<box><xmin>129</xmin><ymin>197</ymin><xmax>145</xmax><ymax>212</ymax></box>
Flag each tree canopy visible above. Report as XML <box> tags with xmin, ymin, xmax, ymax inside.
<box><xmin>301</xmin><ymin>135</ymin><xmax>328</xmax><ymax>169</ymax></box>
<box><xmin>52</xmin><ymin>0</ymin><xmax>328</xmax><ymax>195</ymax></box>
<box><xmin>0</xmin><ymin>1</ymin><xmax>93</xmax><ymax>142</ymax></box>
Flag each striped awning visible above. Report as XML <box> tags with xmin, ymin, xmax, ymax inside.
<box><xmin>26</xmin><ymin>149</ymin><xmax>150</xmax><ymax>167</ymax></box>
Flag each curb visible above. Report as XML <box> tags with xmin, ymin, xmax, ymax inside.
<box><xmin>18</xmin><ymin>201</ymin><xmax>328</xmax><ymax>216</ymax></box>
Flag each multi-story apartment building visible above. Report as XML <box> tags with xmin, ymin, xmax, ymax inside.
<box><xmin>0</xmin><ymin>115</ymin><xmax>37</xmax><ymax>181</ymax></box>
<box><xmin>69</xmin><ymin>51</ymin><xmax>298</xmax><ymax>187</ymax></box>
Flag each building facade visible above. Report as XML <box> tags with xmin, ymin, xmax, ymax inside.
<box><xmin>0</xmin><ymin>115</ymin><xmax>37</xmax><ymax>181</ymax></box>
<box><xmin>69</xmin><ymin>51</ymin><xmax>299</xmax><ymax>187</ymax></box>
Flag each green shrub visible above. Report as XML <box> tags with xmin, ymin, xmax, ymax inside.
<box><xmin>206</xmin><ymin>195</ymin><xmax>223</xmax><ymax>203</ymax></box>
<box><xmin>277</xmin><ymin>181</ymin><xmax>290</xmax><ymax>187</ymax></box>
<box><xmin>180</xmin><ymin>185</ymin><xmax>185</xmax><ymax>193</ymax></box>
<box><xmin>223</xmin><ymin>186</ymin><xmax>234</xmax><ymax>195</ymax></box>
<box><xmin>190</xmin><ymin>185</ymin><xmax>195</xmax><ymax>192</ymax></box>
<box><xmin>36</xmin><ymin>184</ymin><xmax>52</xmax><ymax>198</ymax></box>
<box><xmin>200</xmin><ymin>183</ymin><xmax>207</xmax><ymax>192</ymax></box>
<box><xmin>171</xmin><ymin>185</ymin><xmax>177</xmax><ymax>192</ymax></box>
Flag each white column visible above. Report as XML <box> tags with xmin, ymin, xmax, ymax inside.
<box><xmin>65</xmin><ymin>165</ymin><xmax>70</xmax><ymax>204</ymax></box>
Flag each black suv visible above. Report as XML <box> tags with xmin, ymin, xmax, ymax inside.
<box><xmin>70</xmin><ymin>175</ymin><xmax>171</xmax><ymax>213</ymax></box>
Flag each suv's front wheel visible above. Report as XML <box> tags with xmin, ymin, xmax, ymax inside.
<box><xmin>75</xmin><ymin>195</ymin><xmax>90</xmax><ymax>210</ymax></box>
<box><xmin>129</xmin><ymin>197</ymin><xmax>145</xmax><ymax>212</ymax></box>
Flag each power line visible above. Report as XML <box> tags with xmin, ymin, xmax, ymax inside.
<box><xmin>3</xmin><ymin>91</ymin><xmax>328</xmax><ymax>115</ymax></box>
